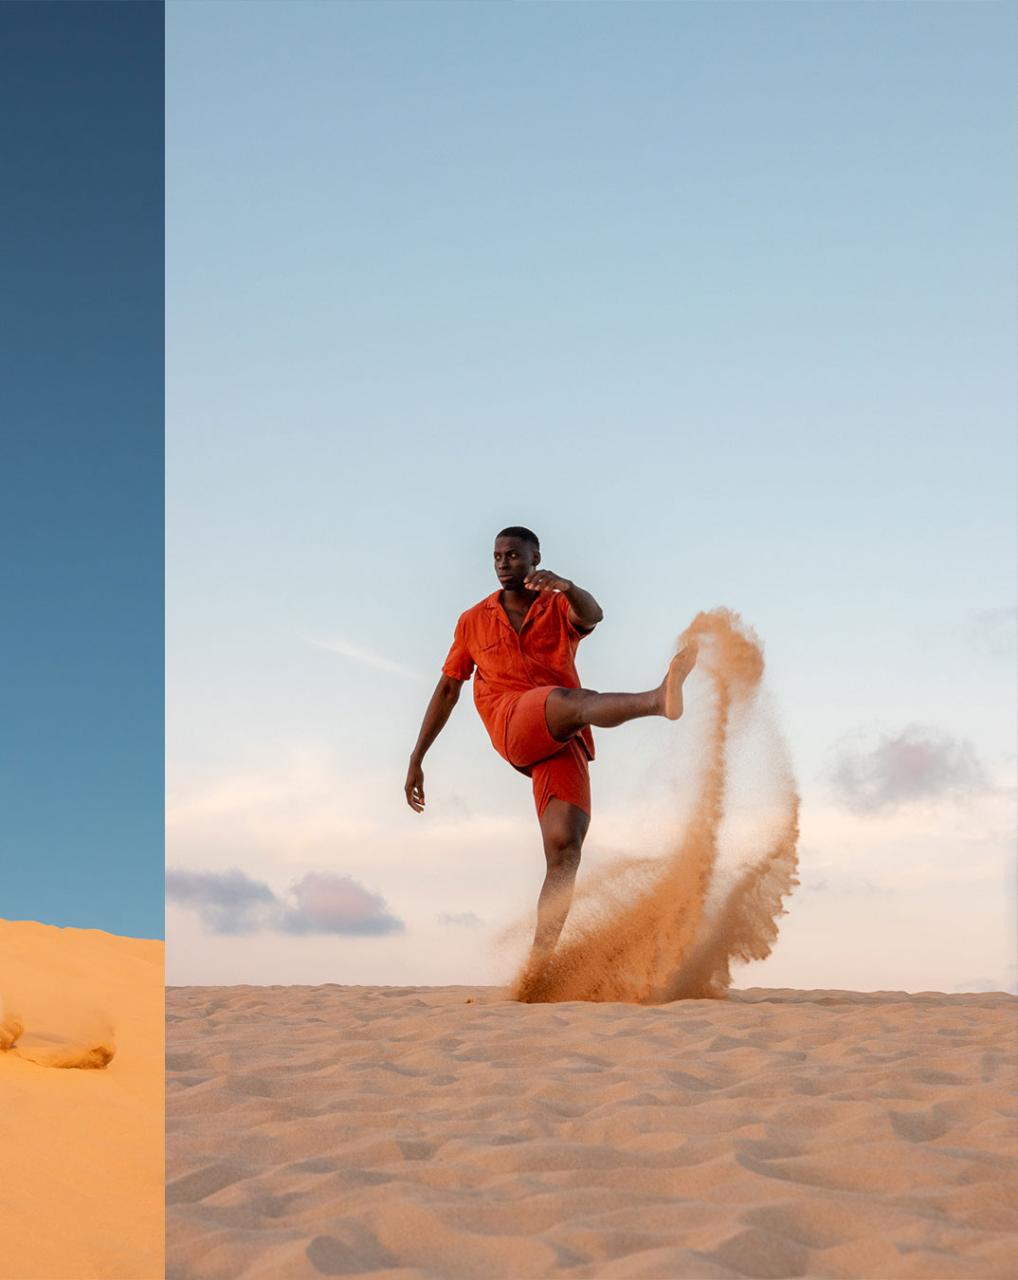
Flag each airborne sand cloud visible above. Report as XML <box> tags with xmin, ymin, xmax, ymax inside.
<box><xmin>509</xmin><ymin>608</ymin><xmax>801</xmax><ymax>1004</ymax></box>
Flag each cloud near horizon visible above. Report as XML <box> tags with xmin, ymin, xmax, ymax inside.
<box><xmin>969</xmin><ymin>606</ymin><xmax>1018</xmax><ymax>661</ymax></box>
<box><xmin>828</xmin><ymin>725</ymin><xmax>989</xmax><ymax>814</ymax></box>
<box><xmin>437</xmin><ymin>911</ymin><xmax>484</xmax><ymax>927</ymax></box>
<box><xmin>307</xmin><ymin>634</ymin><xmax>420</xmax><ymax>679</ymax></box>
<box><xmin>166</xmin><ymin>868</ymin><xmax>405</xmax><ymax>936</ymax></box>
<box><xmin>952</xmin><ymin>977</ymin><xmax>1014</xmax><ymax>994</ymax></box>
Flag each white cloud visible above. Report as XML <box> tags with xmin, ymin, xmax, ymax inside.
<box><xmin>969</xmin><ymin>606</ymin><xmax>1018</xmax><ymax>661</ymax></box>
<box><xmin>306</xmin><ymin>633</ymin><xmax>421</xmax><ymax>679</ymax></box>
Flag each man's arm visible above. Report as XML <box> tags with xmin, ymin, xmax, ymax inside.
<box><xmin>405</xmin><ymin>674</ymin><xmax>463</xmax><ymax>812</ymax></box>
<box><xmin>525</xmin><ymin>570</ymin><xmax>604</xmax><ymax>632</ymax></box>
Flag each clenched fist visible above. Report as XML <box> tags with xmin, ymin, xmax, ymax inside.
<box><xmin>524</xmin><ymin>570</ymin><xmax>572</xmax><ymax>594</ymax></box>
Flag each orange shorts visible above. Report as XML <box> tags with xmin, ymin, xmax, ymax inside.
<box><xmin>503</xmin><ymin>686</ymin><xmax>591</xmax><ymax>820</ymax></box>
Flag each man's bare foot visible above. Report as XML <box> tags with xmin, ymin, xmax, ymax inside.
<box><xmin>511</xmin><ymin>943</ymin><xmax>553</xmax><ymax>1002</ymax></box>
<box><xmin>662</xmin><ymin>643</ymin><xmax>698</xmax><ymax>720</ymax></box>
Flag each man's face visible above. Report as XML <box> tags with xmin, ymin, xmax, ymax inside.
<box><xmin>493</xmin><ymin>536</ymin><xmax>538</xmax><ymax>590</ymax></box>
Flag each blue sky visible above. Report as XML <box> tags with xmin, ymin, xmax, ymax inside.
<box><xmin>0</xmin><ymin>3</ymin><xmax>164</xmax><ymax>939</ymax></box>
<box><xmin>166</xmin><ymin>1</ymin><xmax>1015</xmax><ymax>989</ymax></box>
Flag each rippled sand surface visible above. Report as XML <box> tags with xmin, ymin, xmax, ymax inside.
<box><xmin>167</xmin><ymin>984</ymin><xmax>1017</xmax><ymax>1279</ymax></box>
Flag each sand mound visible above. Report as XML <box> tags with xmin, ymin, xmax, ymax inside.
<box><xmin>0</xmin><ymin>918</ymin><xmax>164</xmax><ymax>1279</ymax></box>
<box><xmin>1</xmin><ymin>983</ymin><xmax>116</xmax><ymax>1069</ymax></box>
<box><xmin>7</xmin><ymin>1033</ymin><xmax>117</xmax><ymax>1070</ymax></box>
<box><xmin>512</xmin><ymin>608</ymin><xmax>800</xmax><ymax>1003</ymax></box>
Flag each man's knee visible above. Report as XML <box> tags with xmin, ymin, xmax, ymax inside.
<box><xmin>546</xmin><ymin>686</ymin><xmax>594</xmax><ymax>739</ymax></box>
<box><xmin>542</xmin><ymin>818</ymin><xmax>585</xmax><ymax>869</ymax></box>
<box><xmin>545</xmin><ymin>836</ymin><xmax>582</xmax><ymax>871</ymax></box>
<box><xmin>540</xmin><ymin>796</ymin><xmax>589</xmax><ymax>866</ymax></box>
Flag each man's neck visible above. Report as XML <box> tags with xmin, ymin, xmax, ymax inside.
<box><xmin>500</xmin><ymin>585</ymin><xmax>537</xmax><ymax>611</ymax></box>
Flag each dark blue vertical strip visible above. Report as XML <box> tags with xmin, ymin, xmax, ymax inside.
<box><xmin>0</xmin><ymin>1</ymin><xmax>165</xmax><ymax>938</ymax></box>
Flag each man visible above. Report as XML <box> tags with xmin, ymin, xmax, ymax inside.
<box><xmin>405</xmin><ymin>527</ymin><xmax>697</xmax><ymax>963</ymax></box>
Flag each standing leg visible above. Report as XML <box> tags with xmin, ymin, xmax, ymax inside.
<box><xmin>545</xmin><ymin>643</ymin><xmax>697</xmax><ymax>741</ymax></box>
<box><xmin>533</xmin><ymin>798</ymin><xmax>589</xmax><ymax>957</ymax></box>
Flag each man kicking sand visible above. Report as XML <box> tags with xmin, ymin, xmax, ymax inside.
<box><xmin>405</xmin><ymin>527</ymin><xmax>697</xmax><ymax>966</ymax></box>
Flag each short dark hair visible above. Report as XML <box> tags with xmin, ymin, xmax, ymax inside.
<box><xmin>496</xmin><ymin>526</ymin><xmax>540</xmax><ymax>550</ymax></box>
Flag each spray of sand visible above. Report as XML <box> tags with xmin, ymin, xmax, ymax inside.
<box><xmin>0</xmin><ymin>995</ymin><xmax>23</xmax><ymax>1051</ymax></box>
<box><xmin>0</xmin><ymin>993</ymin><xmax>115</xmax><ymax>1069</ymax></box>
<box><xmin>510</xmin><ymin>607</ymin><xmax>800</xmax><ymax>1004</ymax></box>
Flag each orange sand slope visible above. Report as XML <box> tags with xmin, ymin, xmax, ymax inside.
<box><xmin>0</xmin><ymin>918</ymin><xmax>164</xmax><ymax>1280</ymax></box>
<box><xmin>167</xmin><ymin>985</ymin><xmax>1017</xmax><ymax>1280</ymax></box>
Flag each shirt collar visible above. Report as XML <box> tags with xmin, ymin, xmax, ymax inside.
<box><xmin>484</xmin><ymin>589</ymin><xmax>552</xmax><ymax>611</ymax></box>
<box><xmin>485</xmin><ymin>588</ymin><xmax>553</xmax><ymax>631</ymax></box>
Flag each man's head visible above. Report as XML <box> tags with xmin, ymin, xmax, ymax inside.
<box><xmin>494</xmin><ymin>526</ymin><xmax>540</xmax><ymax>590</ymax></box>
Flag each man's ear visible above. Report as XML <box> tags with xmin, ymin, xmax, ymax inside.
<box><xmin>532</xmin><ymin>550</ymin><xmax>541</xmax><ymax>569</ymax></box>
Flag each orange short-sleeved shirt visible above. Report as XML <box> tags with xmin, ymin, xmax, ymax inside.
<box><xmin>442</xmin><ymin>590</ymin><xmax>595</xmax><ymax>764</ymax></box>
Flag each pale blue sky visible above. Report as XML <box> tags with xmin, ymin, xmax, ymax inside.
<box><xmin>167</xmin><ymin>0</ymin><xmax>1015</xmax><ymax>990</ymax></box>
<box><xmin>2</xmin><ymin>2</ymin><xmax>163</xmax><ymax>938</ymax></box>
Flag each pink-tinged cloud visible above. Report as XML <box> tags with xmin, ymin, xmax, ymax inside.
<box><xmin>281</xmin><ymin>872</ymin><xmax>403</xmax><ymax>936</ymax></box>
<box><xmin>166</xmin><ymin>868</ymin><xmax>404</xmax><ymax>936</ymax></box>
<box><xmin>829</xmin><ymin>725</ymin><xmax>988</xmax><ymax>813</ymax></box>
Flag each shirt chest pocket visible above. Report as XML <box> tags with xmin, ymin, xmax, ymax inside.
<box><xmin>524</xmin><ymin>617</ymin><xmax>566</xmax><ymax>664</ymax></box>
<box><xmin>472</xmin><ymin>633</ymin><xmax>514</xmax><ymax>672</ymax></box>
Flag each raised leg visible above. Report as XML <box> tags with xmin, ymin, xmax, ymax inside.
<box><xmin>532</xmin><ymin>798</ymin><xmax>589</xmax><ymax>956</ymax></box>
<box><xmin>544</xmin><ymin>643</ymin><xmax>698</xmax><ymax>742</ymax></box>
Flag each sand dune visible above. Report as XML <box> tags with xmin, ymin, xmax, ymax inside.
<box><xmin>0</xmin><ymin>918</ymin><xmax>164</xmax><ymax>1280</ymax></box>
<box><xmin>167</xmin><ymin>984</ymin><xmax>1017</xmax><ymax>1279</ymax></box>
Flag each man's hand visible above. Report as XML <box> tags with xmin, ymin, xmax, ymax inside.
<box><xmin>405</xmin><ymin>675</ymin><xmax>462</xmax><ymax>815</ymax></box>
<box><xmin>524</xmin><ymin>569</ymin><xmax>573</xmax><ymax>593</ymax></box>
<box><xmin>532</xmin><ymin>574</ymin><xmax>604</xmax><ymax>631</ymax></box>
<box><xmin>405</xmin><ymin>758</ymin><xmax>426</xmax><ymax>812</ymax></box>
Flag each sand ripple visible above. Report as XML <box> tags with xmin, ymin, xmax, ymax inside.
<box><xmin>167</xmin><ymin>985</ymin><xmax>1018</xmax><ymax>1279</ymax></box>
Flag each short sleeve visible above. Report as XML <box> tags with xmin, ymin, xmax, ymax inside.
<box><xmin>441</xmin><ymin>614</ymin><xmax>475</xmax><ymax>681</ymax></box>
<box><xmin>556</xmin><ymin>590</ymin><xmax>594</xmax><ymax>640</ymax></box>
